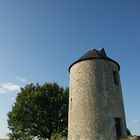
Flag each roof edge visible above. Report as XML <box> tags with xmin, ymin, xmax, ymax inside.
<box><xmin>69</xmin><ymin>57</ymin><xmax>120</xmax><ymax>72</ymax></box>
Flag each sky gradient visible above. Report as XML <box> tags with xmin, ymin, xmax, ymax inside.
<box><xmin>0</xmin><ymin>0</ymin><xmax>140</xmax><ymax>138</ymax></box>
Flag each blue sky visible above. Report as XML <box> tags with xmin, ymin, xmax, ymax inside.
<box><xmin>0</xmin><ymin>0</ymin><xmax>140</xmax><ymax>138</ymax></box>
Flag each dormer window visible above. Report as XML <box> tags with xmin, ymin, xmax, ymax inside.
<box><xmin>113</xmin><ymin>70</ymin><xmax>119</xmax><ymax>85</ymax></box>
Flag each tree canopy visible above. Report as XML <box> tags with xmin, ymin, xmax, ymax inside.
<box><xmin>7</xmin><ymin>82</ymin><xmax>68</xmax><ymax>140</ymax></box>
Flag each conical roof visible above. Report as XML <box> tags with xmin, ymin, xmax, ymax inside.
<box><xmin>69</xmin><ymin>48</ymin><xmax>120</xmax><ymax>71</ymax></box>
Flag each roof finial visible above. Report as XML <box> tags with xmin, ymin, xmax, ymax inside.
<box><xmin>98</xmin><ymin>48</ymin><xmax>107</xmax><ymax>57</ymax></box>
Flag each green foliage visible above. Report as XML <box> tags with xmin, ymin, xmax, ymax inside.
<box><xmin>7</xmin><ymin>82</ymin><xmax>68</xmax><ymax>139</ymax></box>
<box><xmin>50</xmin><ymin>132</ymin><xmax>62</xmax><ymax>140</ymax></box>
<box><xmin>127</xmin><ymin>128</ymin><xmax>131</xmax><ymax>136</ymax></box>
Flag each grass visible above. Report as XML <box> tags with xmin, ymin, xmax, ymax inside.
<box><xmin>119</xmin><ymin>136</ymin><xmax>140</xmax><ymax>140</ymax></box>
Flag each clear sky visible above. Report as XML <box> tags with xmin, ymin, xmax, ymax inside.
<box><xmin>0</xmin><ymin>0</ymin><xmax>140</xmax><ymax>138</ymax></box>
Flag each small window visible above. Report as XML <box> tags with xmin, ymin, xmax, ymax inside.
<box><xmin>113</xmin><ymin>70</ymin><xmax>119</xmax><ymax>85</ymax></box>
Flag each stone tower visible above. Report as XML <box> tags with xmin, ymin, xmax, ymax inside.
<box><xmin>68</xmin><ymin>48</ymin><xmax>127</xmax><ymax>140</ymax></box>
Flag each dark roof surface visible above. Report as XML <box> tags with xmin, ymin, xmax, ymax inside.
<box><xmin>69</xmin><ymin>48</ymin><xmax>120</xmax><ymax>71</ymax></box>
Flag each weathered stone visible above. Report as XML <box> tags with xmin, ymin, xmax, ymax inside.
<box><xmin>68</xmin><ymin>49</ymin><xmax>127</xmax><ymax>140</ymax></box>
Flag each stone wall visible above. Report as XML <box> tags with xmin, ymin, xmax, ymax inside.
<box><xmin>68</xmin><ymin>59</ymin><xmax>127</xmax><ymax>140</ymax></box>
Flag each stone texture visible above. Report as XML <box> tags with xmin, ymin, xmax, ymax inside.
<box><xmin>68</xmin><ymin>59</ymin><xmax>127</xmax><ymax>140</ymax></box>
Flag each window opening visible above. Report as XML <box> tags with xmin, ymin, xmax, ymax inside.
<box><xmin>113</xmin><ymin>70</ymin><xmax>119</xmax><ymax>85</ymax></box>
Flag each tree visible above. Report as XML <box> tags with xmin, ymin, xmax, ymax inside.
<box><xmin>7</xmin><ymin>82</ymin><xmax>68</xmax><ymax>140</ymax></box>
<box><xmin>127</xmin><ymin>128</ymin><xmax>131</xmax><ymax>136</ymax></box>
